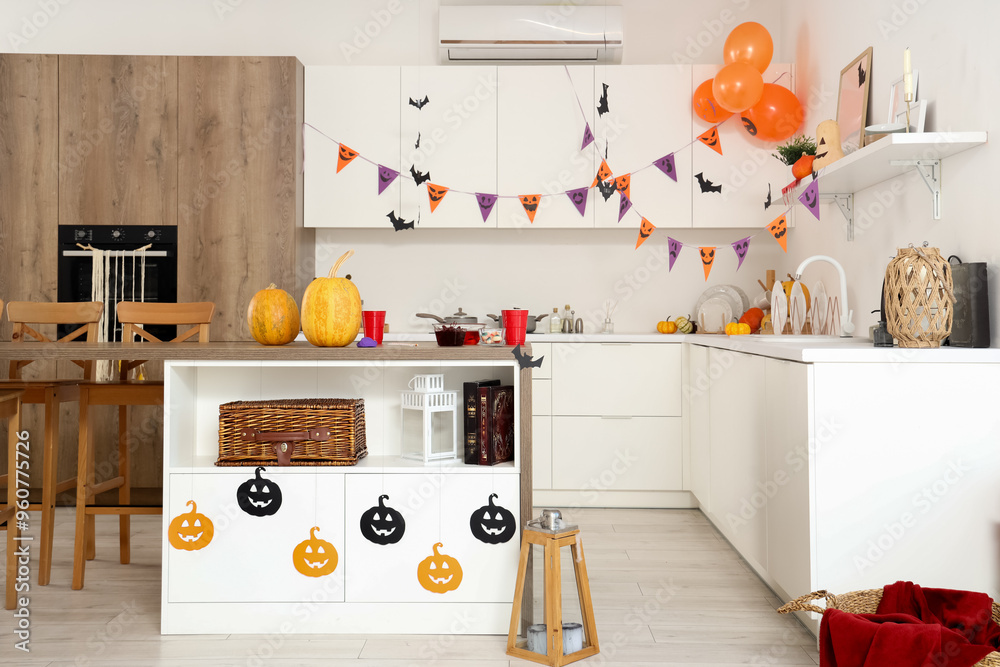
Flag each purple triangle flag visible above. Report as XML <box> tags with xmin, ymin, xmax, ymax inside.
<box><xmin>475</xmin><ymin>193</ymin><xmax>498</xmax><ymax>222</ymax></box>
<box><xmin>617</xmin><ymin>193</ymin><xmax>632</xmax><ymax>222</ymax></box>
<box><xmin>798</xmin><ymin>179</ymin><xmax>821</xmax><ymax>220</ymax></box>
<box><xmin>668</xmin><ymin>237</ymin><xmax>682</xmax><ymax>272</ymax></box>
<box><xmin>377</xmin><ymin>165</ymin><xmax>399</xmax><ymax>195</ymax></box>
<box><xmin>581</xmin><ymin>123</ymin><xmax>594</xmax><ymax>150</ymax></box>
<box><xmin>566</xmin><ymin>187</ymin><xmax>589</xmax><ymax>217</ymax></box>
<box><xmin>731</xmin><ymin>236</ymin><xmax>751</xmax><ymax>271</ymax></box>
<box><xmin>653</xmin><ymin>153</ymin><xmax>677</xmax><ymax>182</ymax></box>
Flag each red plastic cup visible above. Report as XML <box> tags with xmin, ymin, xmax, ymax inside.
<box><xmin>362</xmin><ymin>310</ymin><xmax>386</xmax><ymax>344</ymax></box>
<box><xmin>502</xmin><ymin>309</ymin><xmax>528</xmax><ymax>345</ymax></box>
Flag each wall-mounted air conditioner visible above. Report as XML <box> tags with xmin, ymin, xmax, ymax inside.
<box><xmin>439</xmin><ymin>5</ymin><xmax>623</xmax><ymax>64</ymax></box>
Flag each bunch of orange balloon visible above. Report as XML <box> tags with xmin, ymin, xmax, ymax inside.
<box><xmin>691</xmin><ymin>22</ymin><xmax>804</xmax><ymax>143</ymax></box>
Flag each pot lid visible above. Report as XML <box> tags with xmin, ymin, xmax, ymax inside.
<box><xmin>446</xmin><ymin>307</ymin><xmax>479</xmax><ymax>324</ymax></box>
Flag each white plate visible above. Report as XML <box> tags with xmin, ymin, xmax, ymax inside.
<box><xmin>865</xmin><ymin>123</ymin><xmax>906</xmax><ymax>134</ymax></box>
<box><xmin>811</xmin><ymin>282</ymin><xmax>829</xmax><ymax>335</ymax></box>
<box><xmin>694</xmin><ymin>285</ymin><xmax>744</xmax><ymax>322</ymax></box>
<box><xmin>696</xmin><ymin>297</ymin><xmax>732</xmax><ymax>334</ymax></box>
<box><xmin>771</xmin><ymin>288</ymin><xmax>788</xmax><ymax>335</ymax></box>
<box><xmin>789</xmin><ymin>281</ymin><xmax>808</xmax><ymax>335</ymax></box>
<box><xmin>729</xmin><ymin>285</ymin><xmax>750</xmax><ymax>313</ymax></box>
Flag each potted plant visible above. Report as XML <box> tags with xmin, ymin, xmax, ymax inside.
<box><xmin>773</xmin><ymin>135</ymin><xmax>817</xmax><ymax>180</ymax></box>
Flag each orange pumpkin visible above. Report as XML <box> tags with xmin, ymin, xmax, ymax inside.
<box><xmin>657</xmin><ymin>319</ymin><xmax>677</xmax><ymax>334</ymax></box>
<box><xmin>168</xmin><ymin>500</ymin><xmax>214</xmax><ymax>551</ymax></box>
<box><xmin>301</xmin><ymin>250</ymin><xmax>362</xmax><ymax>347</ymax></box>
<box><xmin>738</xmin><ymin>307</ymin><xmax>765</xmax><ymax>333</ymax></box>
<box><xmin>417</xmin><ymin>542</ymin><xmax>463</xmax><ymax>594</ymax></box>
<box><xmin>292</xmin><ymin>526</ymin><xmax>338</xmax><ymax>577</ymax></box>
<box><xmin>791</xmin><ymin>154</ymin><xmax>815</xmax><ymax>180</ymax></box>
<box><xmin>247</xmin><ymin>283</ymin><xmax>300</xmax><ymax>345</ymax></box>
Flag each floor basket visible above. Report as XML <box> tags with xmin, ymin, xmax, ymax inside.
<box><xmin>778</xmin><ymin>589</ymin><xmax>1000</xmax><ymax>667</ymax></box>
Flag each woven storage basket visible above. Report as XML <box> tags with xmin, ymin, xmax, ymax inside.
<box><xmin>217</xmin><ymin>398</ymin><xmax>367</xmax><ymax>466</ymax></box>
<box><xmin>779</xmin><ymin>589</ymin><xmax>1000</xmax><ymax>667</ymax></box>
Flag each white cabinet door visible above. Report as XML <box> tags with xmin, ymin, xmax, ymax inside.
<box><xmin>344</xmin><ymin>473</ymin><xmax>519</xmax><ymax>603</ymax></box>
<box><xmin>552</xmin><ymin>343</ymin><xmax>681</xmax><ymax>416</ymax></box>
<box><xmin>496</xmin><ymin>66</ymin><xmax>595</xmax><ymax>229</ymax></box>
<box><xmin>551</xmin><ymin>416</ymin><xmax>682</xmax><ymax>493</ymax></box>
<box><xmin>166</xmin><ymin>472</ymin><xmax>346</xmax><ymax>602</ymax></box>
<box><xmin>304</xmin><ymin>67</ymin><xmax>401</xmax><ymax>228</ymax></box>
<box><xmin>707</xmin><ymin>349</ymin><xmax>767</xmax><ymax>571</ymax></box>
<box><xmin>764</xmin><ymin>358</ymin><xmax>813</xmax><ymax>599</ymax></box>
<box><xmin>529</xmin><ymin>342</ymin><xmax>552</xmax><ymax>379</ymax></box>
<box><xmin>399</xmin><ymin>66</ymin><xmax>498</xmax><ymax>228</ymax></box>
<box><xmin>533</xmin><ymin>415</ymin><xmax>552</xmax><ymax>490</ymax></box>
<box><xmin>686</xmin><ymin>344</ymin><xmax>712</xmax><ymax>510</ymax></box>
<box><xmin>691</xmin><ymin>64</ymin><xmax>794</xmax><ymax>229</ymax></box>
<box><xmin>593</xmin><ymin>65</ymin><xmax>693</xmax><ymax>230</ymax></box>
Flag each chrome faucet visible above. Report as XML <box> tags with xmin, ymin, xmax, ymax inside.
<box><xmin>793</xmin><ymin>255</ymin><xmax>855</xmax><ymax>337</ymax></box>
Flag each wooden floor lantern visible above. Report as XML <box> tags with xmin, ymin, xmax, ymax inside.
<box><xmin>884</xmin><ymin>244</ymin><xmax>955</xmax><ymax>348</ymax></box>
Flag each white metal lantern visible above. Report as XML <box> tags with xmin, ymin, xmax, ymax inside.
<box><xmin>401</xmin><ymin>374</ymin><xmax>459</xmax><ymax>462</ymax></box>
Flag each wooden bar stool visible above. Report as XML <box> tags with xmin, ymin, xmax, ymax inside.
<box><xmin>72</xmin><ymin>301</ymin><xmax>214</xmax><ymax>590</ymax></box>
<box><xmin>1</xmin><ymin>388</ymin><xmax>25</xmax><ymax>609</ymax></box>
<box><xmin>507</xmin><ymin>519</ymin><xmax>600</xmax><ymax>666</ymax></box>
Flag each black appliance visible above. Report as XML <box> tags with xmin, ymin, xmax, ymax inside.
<box><xmin>57</xmin><ymin>225</ymin><xmax>178</xmax><ymax>341</ymax></box>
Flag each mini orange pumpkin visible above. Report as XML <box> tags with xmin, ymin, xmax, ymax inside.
<box><xmin>292</xmin><ymin>526</ymin><xmax>338</xmax><ymax>577</ymax></box>
<box><xmin>417</xmin><ymin>542</ymin><xmax>463</xmax><ymax>594</ymax></box>
<box><xmin>168</xmin><ymin>500</ymin><xmax>214</xmax><ymax>551</ymax></box>
<box><xmin>738</xmin><ymin>307</ymin><xmax>765</xmax><ymax>333</ymax></box>
<box><xmin>657</xmin><ymin>319</ymin><xmax>677</xmax><ymax>334</ymax></box>
<box><xmin>247</xmin><ymin>283</ymin><xmax>300</xmax><ymax>345</ymax></box>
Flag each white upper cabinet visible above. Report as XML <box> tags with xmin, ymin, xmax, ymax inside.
<box><xmin>691</xmin><ymin>64</ymin><xmax>795</xmax><ymax>229</ymax></box>
<box><xmin>399</xmin><ymin>66</ymin><xmax>499</xmax><ymax>228</ymax></box>
<box><xmin>593</xmin><ymin>65</ymin><xmax>693</xmax><ymax>230</ymax></box>
<box><xmin>305</xmin><ymin>67</ymin><xmax>401</xmax><ymax>228</ymax></box>
<box><xmin>496</xmin><ymin>66</ymin><xmax>595</xmax><ymax>229</ymax></box>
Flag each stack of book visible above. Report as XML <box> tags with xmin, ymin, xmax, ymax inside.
<box><xmin>463</xmin><ymin>380</ymin><xmax>515</xmax><ymax>465</ymax></box>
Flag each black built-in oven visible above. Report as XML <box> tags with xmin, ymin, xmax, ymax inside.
<box><xmin>57</xmin><ymin>225</ymin><xmax>177</xmax><ymax>341</ymax></box>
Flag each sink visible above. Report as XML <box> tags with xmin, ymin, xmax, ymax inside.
<box><xmin>745</xmin><ymin>335</ymin><xmax>859</xmax><ymax>344</ymax></box>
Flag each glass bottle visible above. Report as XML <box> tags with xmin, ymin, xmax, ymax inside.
<box><xmin>562</xmin><ymin>304</ymin><xmax>572</xmax><ymax>333</ymax></box>
<box><xmin>548</xmin><ymin>307</ymin><xmax>561</xmax><ymax>333</ymax></box>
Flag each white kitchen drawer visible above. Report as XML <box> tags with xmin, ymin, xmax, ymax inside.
<box><xmin>552</xmin><ymin>343</ymin><xmax>681</xmax><ymax>416</ymax></box>
<box><xmin>551</xmin><ymin>416</ymin><xmax>682</xmax><ymax>492</ymax></box>
<box><xmin>532</xmin><ymin>378</ymin><xmax>551</xmax><ymax>415</ymax></box>
<box><xmin>532</xmin><ymin>415</ymin><xmax>552</xmax><ymax>490</ymax></box>
<box><xmin>530</xmin><ymin>343</ymin><xmax>551</xmax><ymax>379</ymax></box>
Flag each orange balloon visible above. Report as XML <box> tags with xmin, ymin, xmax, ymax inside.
<box><xmin>712</xmin><ymin>63</ymin><xmax>764</xmax><ymax>113</ymax></box>
<box><xmin>723</xmin><ymin>22</ymin><xmax>774</xmax><ymax>73</ymax></box>
<box><xmin>740</xmin><ymin>84</ymin><xmax>804</xmax><ymax>143</ymax></box>
<box><xmin>692</xmin><ymin>78</ymin><xmax>733</xmax><ymax>124</ymax></box>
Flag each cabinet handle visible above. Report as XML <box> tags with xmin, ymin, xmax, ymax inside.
<box><xmin>600</xmin><ymin>415</ymin><xmax>632</xmax><ymax>419</ymax></box>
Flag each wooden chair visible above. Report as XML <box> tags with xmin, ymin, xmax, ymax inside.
<box><xmin>72</xmin><ymin>301</ymin><xmax>214</xmax><ymax>590</ymax></box>
<box><xmin>1</xmin><ymin>388</ymin><xmax>25</xmax><ymax>609</ymax></box>
<box><xmin>1</xmin><ymin>300</ymin><xmax>103</xmax><ymax>587</ymax></box>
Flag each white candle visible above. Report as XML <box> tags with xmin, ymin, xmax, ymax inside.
<box><xmin>903</xmin><ymin>48</ymin><xmax>913</xmax><ymax>99</ymax></box>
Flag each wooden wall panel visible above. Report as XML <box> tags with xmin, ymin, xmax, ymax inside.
<box><xmin>177</xmin><ymin>56</ymin><xmax>303</xmax><ymax>341</ymax></box>
<box><xmin>58</xmin><ymin>55</ymin><xmax>177</xmax><ymax>227</ymax></box>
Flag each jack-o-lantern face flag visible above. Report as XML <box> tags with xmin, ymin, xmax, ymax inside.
<box><xmin>700</xmin><ymin>246</ymin><xmax>716</xmax><ymax>280</ymax></box>
<box><xmin>475</xmin><ymin>193</ymin><xmax>497</xmax><ymax>222</ymax></box>
<box><xmin>591</xmin><ymin>159</ymin><xmax>612</xmax><ymax>188</ymax></box>
<box><xmin>768</xmin><ymin>214</ymin><xmax>788</xmax><ymax>252</ymax></box>
<box><xmin>337</xmin><ymin>144</ymin><xmax>359</xmax><ymax>173</ymax></box>
<box><xmin>426</xmin><ymin>183</ymin><xmax>449</xmax><ymax>212</ymax></box>
<box><xmin>697</xmin><ymin>127</ymin><xmax>723</xmax><ymax>156</ymax></box>
<box><xmin>566</xmin><ymin>187</ymin><xmax>589</xmax><ymax>217</ymax></box>
<box><xmin>635</xmin><ymin>218</ymin><xmax>655</xmax><ymax>249</ymax></box>
<box><xmin>519</xmin><ymin>194</ymin><xmax>541</xmax><ymax>223</ymax></box>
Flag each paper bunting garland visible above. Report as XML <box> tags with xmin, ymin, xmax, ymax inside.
<box><xmin>591</xmin><ymin>159</ymin><xmax>612</xmax><ymax>188</ymax></box>
<box><xmin>618</xmin><ymin>193</ymin><xmax>632</xmax><ymax>222</ymax></box>
<box><xmin>475</xmin><ymin>193</ymin><xmax>497</xmax><ymax>222</ymax></box>
<box><xmin>426</xmin><ymin>183</ymin><xmax>449</xmax><ymax>212</ymax></box>
<box><xmin>699</xmin><ymin>247</ymin><xmax>717</xmax><ymax>280</ymax></box>
<box><xmin>668</xmin><ymin>237</ymin><xmax>682</xmax><ymax>271</ymax></box>
<box><xmin>731</xmin><ymin>237</ymin><xmax>751</xmax><ymax>271</ymax></box>
<box><xmin>697</xmin><ymin>127</ymin><xmax>723</xmax><ymax>155</ymax></box>
<box><xmin>377</xmin><ymin>165</ymin><xmax>398</xmax><ymax>194</ymax></box>
<box><xmin>566</xmin><ymin>187</ymin><xmax>589</xmax><ymax>216</ymax></box>
<box><xmin>636</xmin><ymin>218</ymin><xmax>655</xmax><ymax>249</ymax></box>
<box><xmin>337</xmin><ymin>144</ymin><xmax>359</xmax><ymax>173</ymax></box>
<box><xmin>615</xmin><ymin>173</ymin><xmax>631</xmax><ymax>200</ymax></box>
<box><xmin>654</xmin><ymin>153</ymin><xmax>677</xmax><ymax>182</ymax></box>
<box><xmin>519</xmin><ymin>194</ymin><xmax>541</xmax><ymax>223</ymax></box>
<box><xmin>581</xmin><ymin>123</ymin><xmax>594</xmax><ymax>150</ymax></box>
<box><xmin>798</xmin><ymin>179</ymin><xmax>821</xmax><ymax>220</ymax></box>
<box><xmin>768</xmin><ymin>214</ymin><xmax>788</xmax><ymax>252</ymax></box>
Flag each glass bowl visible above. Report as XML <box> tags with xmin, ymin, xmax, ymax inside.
<box><xmin>480</xmin><ymin>327</ymin><xmax>506</xmax><ymax>345</ymax></box>
<box><xmin>433</xmin><ymin>323</ymin><xmax>482</xmax><ymax>346</ymax></box>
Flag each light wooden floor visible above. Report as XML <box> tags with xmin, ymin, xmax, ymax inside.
<box><xmin>0</xmin><ymin>507</ymin><xmax>819</xmax><ymax>666</ymax></box>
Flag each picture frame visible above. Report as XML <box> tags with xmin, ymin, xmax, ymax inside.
<box><xmin>894</xmin><ymin>99</ymin><xmax>927</xmax><ymax>132</ymax></box>
<box><xmin>888</xmin><ymin>71</ymin><xmax>919</xmax><ymax>123</ymax></box>
<box><xmin>836</xmin><ymin>47</ymin><xmax>874</xmax><ymax>152</ymax></box>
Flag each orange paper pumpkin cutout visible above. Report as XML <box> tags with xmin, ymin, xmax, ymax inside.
<box><xmin>336</xmin><ymin>144</ymin><xmax>359</xmax><ymax>173</ymax></box>
<box><xmin>699</xmin><ymin>246</ymin><xmax>717</xmax><ymax>280</ymax></box>
<box><xmin>697</xmin><ymin>127</ymin><xmax>723</xmax><ymax>155</ymax></box>
<box><xmin>768</xmin><ymin>214</ymin><xmax>788</xmax><ymax>252</ymax></box>
<box><xmin>292</xmin><ymin>526</ymin><xmax>338</xmax><ymax>577</ymax></box>
<box><xmin>168</xmin><ymin>500</ymin><xmax>214</xmax><ymax>551</ymax></box>
<box><xmin>519</xmin><ymin>194</ymin><xmax>541</xmax><ymax>223</ymax></box>
<box><xmin>417</xmin><ymin>542</ymin><xmax>463</xmax><ymax>594</ymax></box>
<box><xmin>635</xmin><ymin>218</ymin><xmax>656</xmax><ymax>249</ymax></box>
<box><xmin>591</xmin><ymin>159</ymin><xmax>612</xmax><ymax>188</ymax></box>
<box><xmin>426</xmin><ymin>183</ymin><xmax>449</xmax><ymax>212</ymax></box>
<box><xmin>615</xmin><ymin>173</ymin><xmax>631</xmax><ymax>200</ymax></box>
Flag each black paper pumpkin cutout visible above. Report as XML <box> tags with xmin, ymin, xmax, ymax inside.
<box><xmin>360</xmin><ymin>494</ymin><xmax>405</xmax><ymax>545</ymax></box>
<box><xmin>236</xmin><ymin>467</ymin><xmax>282</xmax><ymax>517</ymax></box>
<box><xmin>469</xmin><ymin>493</ymin><xmax>516</xmax><ymax>544</ymax></box>
<box><xmin>741</xmin><ymin>115</ymin><xmax>758</xmax><ymax>136</ymax></box>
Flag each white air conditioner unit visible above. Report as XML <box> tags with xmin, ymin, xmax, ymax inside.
<box><xmin>439</xmin><ymin>5</ymin><xmax>623</xmax><ymax>64</ymax></box>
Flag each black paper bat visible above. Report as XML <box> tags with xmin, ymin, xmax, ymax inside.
<box><xmin>596</xmin><ymin>83</ymin><xmax>610</xmax><ymax>116</ymax></box>
<box><xmin>414</xmin><ymin>132</ymin><xmax>421</xmax><ymax>149</ymax></box>
<box><xmin>694</xmin><ymin>172</ymin><xmax>722</xmax><ymax>194</ymax></box>
<box><xmin>597</xmin><ymin>179</ymin><xmax>616</xmax><ymax>201</ymax></box>
<box><xmin>409</xmin><ymin>165</ymin><xmax>431</xmax><ymax>186</ymax></box>
<box><xmin>511</xmin><ymin>344</ymin><xmax>544</xmax><ymax>370</ymax></box>
<box><xmin>764</xmin><ymin>183</ymin><xmax>773</xmax><ymax>210</ymax></box>
<box><xmin>387</xmin><ymin>211</ymin><xmax>414</xmax><ymax>231</ymax></box>
<box><xmin>857</xmin><ymin>61</ymin><xmax>866</xmax><ymax>87</ymax></box>
<box><xmin>409</xmin><ymin>95</ymin><xmax>430</xmax><ymax>109</ymax></box>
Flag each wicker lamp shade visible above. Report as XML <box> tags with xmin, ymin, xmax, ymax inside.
<box><xmin>884</xmin><ymin>246</ymin><xmax>955</xmax><ymax>348</ymax></box>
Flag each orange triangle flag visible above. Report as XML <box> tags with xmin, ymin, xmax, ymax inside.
<box><xmin>337</xmin><ymin>144</ymin><xmax>359</xmax><ymax>173</ymax></box>
<box><xmin>519</xmin><ymin>195</ymin><xmax>541</xmax><ymax>223</ymax></box>
<box><xmin>591</xmin><ymin>159</ymin><xmax>612</xmax><ymax>188</ymax></box>
<box><xmin>615</xmin><ymin>173</ymin><xmax>631</xmax><ymax>200</ymax></box>
<box><xmin>635</xmin><ymin>218</ymin><xmax>655</xmax><ymax>250</ymax></box>
<box><xmin>767</xmin><ymin>213</ymin><xmax>788</xmax><ymax>252</ymax></box>
<box><xmin>426</xmin><ymin>183</ymin><xmax>449</xmax><ymax>212</ymax></box>
<box><xmin>697</xmin><ymin>127</ymin><xmax>723</xmax><ymax>156</ymax></box>
<box><xmin>699</xmin><ymin>246</ymin><xmax>716</xmax><ymax>280</ymax></box>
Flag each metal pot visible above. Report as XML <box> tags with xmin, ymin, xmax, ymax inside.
<box><xmin>486</xmin><ymin>310</ymin><xmax>549</xmax><ymax>333</ymax></box>
<box><xmin>415</xmin><ymin>307</ymin><xmax>480</xmax><ymax>325</ymax></box>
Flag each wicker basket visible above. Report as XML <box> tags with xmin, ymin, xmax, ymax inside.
<box><xmin>217</xmin><ymin>398</ymin><xmax>367</xmax><ymax>466</ymax></box>
<box><xmin>778</xmin><ymin>589</ymin><xmax>1000</xmax><ymax>667</ymax></box>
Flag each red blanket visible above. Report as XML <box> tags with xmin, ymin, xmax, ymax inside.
<box><xmin>819</xmin><ymin>581</ymin><xmax>1000</xmax><ymax>667</ymax></box>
